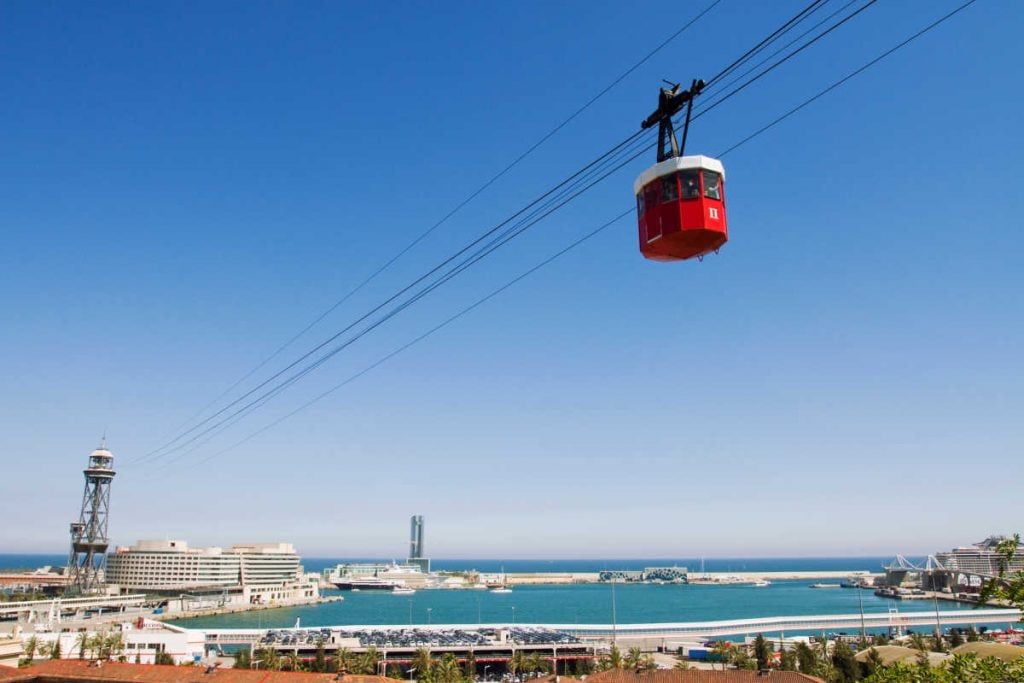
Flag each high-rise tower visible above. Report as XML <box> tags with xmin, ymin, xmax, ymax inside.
<box><xmin>407</xmin><ymin>515</ymin><xmax>430</xmax><ymax>573</ymax></box>
<box><xmin>67</xmin><ymin>443</ymin><xmax>116</xmax><ymax>594</ymax></box>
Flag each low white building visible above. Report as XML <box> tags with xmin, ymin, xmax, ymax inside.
<box><xmin>32</xmin><ymin>619</ymin><xmax>205</xmax><ymax>666</ymax></box>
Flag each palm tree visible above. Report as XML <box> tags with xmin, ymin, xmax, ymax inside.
<box><xmin>285</xmin><ymin>651</ymin><xmax>302</xmax><ymax>672</ymax></box>
<box><xmin>355</xmin><ymin>646</ymin><xmax>381</xmax><ymax>675</ymax></box>
<box><xmin>522</xmin><ymin>653</ymin><xmax>549</xmax><ymax>676</ymax></box>
<box><xmin>597</xmin><ymin>644</ymin><xmax>622</xmax><ymax>671</ymax></box>
<box><xmin>673</xmin><ymin>658</ymin><xmax>692</xmax><ymax>670</ymax></box>
<box><xmin>258</xmin><ymin>647</ymin><xmax>281</xmax><ymax>671</ymax></box>
<box><xmin>334</xmin><ymin>647</ymin><xmax>356</xmax><ymax>674</ymax></box>
<box><xmin>412</xmin><ymin>647</ymin><xmax>435</xmax><ymax>683</ymax></box>
<box><xmin>74</xmin><ymin>632</ymin><xmax>87</xmax><ymax>660</ymax></box>
<box><xmin>88</xmin><ymin>634</ymin><xmax>105</xmax><ymax>661</ymax></box>
<box><xmin>104</xmin><ymin>632</ymin><xmax>124</xmax><ymax>661</ymax></box>
<box><xmin>433</xmin><ymin>653</ymin><xmax>462</xmax><ymax>683</ymax></box>
<box><xmin>711</xmin><ymin>642</ymin><xmax>733</xmax><ymax>671</ymax></box>
<box><xmin>624</xmin><ymin>647</ymin><xmax>644</xmax><ymax>669</ymax></box>
<box><xmin>24</xmin><ymin>636</ymin><xmax>39</xmax><ymax>663</ymax></box>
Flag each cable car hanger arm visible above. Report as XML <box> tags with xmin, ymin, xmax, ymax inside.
<box><xmin>641</xmin><ymin>78</ymin><xmax>705</xmax><ymax>162</ymax></box>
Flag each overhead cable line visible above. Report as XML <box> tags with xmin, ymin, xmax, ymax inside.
<box><xmin>696</xmin><ymin>0</ymin><xmax>881</xmax><ymax>118</ymax></box>
<box><xmin>157</xmin><ymin>0</ymin><xmax>980</xmax><ymax>468</ymax></box>
<box><xmin>145</xmin><ymin>132</ymin><xmax>662</xmax><ymax>467</ymax></box>
<box><xmin>717</xmin><ymin>0</ymin><xmax>980</xmax><ymax>157</ymax></box>
<box><xmin>168</xmin><ymin>0</ymin><xmax>984</xmax><ymax>467</ymax></box>
<box><xmin>132</xmin><ymin>0</ymin><xmax>874</xmax><ymax>466</ymax></box>
<box><xmin>154</xmin><ymin>0</ymin><xmax>725</xmax><ymax>444</ymax></box>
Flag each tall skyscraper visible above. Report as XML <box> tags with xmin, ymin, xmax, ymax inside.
<box><xmin>409</xmin><ymin>515</ymin><xmax>424</xmax><ymax>559</ymax></box>
<box><xmin>407</xmin><ymin>515</ymin><xmax>430</xmax><ymax>573</ymax></box>
<box><xmin>67</xmin><ymin>443</ymin><xmax>116</xmax><ymax>594</ymax></box>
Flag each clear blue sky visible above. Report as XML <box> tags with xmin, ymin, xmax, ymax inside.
<box><xmin>2</xmin><ymin>1</ymin><xmax>1022</xmax><ymax>559</ymax></box>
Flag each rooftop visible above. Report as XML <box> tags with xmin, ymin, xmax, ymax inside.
<box><xmin>0</xmin><ymin>661</ymin><xmax>402</xmax><ymax>683</ymax></box>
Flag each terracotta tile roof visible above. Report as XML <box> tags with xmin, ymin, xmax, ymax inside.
<box><xmin>5</xmin><ymin>661</ymin><xmax>404</xmax><ymax>683</ymax></box>
<box><xmin>0</xmin><ymin>667</ymin><xmax>37</xmax><ymax>682</ymax></box>
<box><xmin>584</xmin><ymin>669</ymin><xmax>824</xmax><ymax>683</ymax></box>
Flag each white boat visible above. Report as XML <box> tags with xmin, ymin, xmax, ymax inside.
<box><xmin>810</xmin><ymin>583</ymin><xmax>841</xmax><ymax>589</ymax></box>
<box><xmin>392</xmin><ymin>587</ymin><xmax>416</xmax><ymax>595</ymax></box>
<box><xmin>752</xmin><ymin>580</ymin><xmax>771</xmax><ymax>587</ymax></box>
<box><xmin>490</xmin><ymin>587</ymin><xmax>512</xmax><ymax>594</ymax></box>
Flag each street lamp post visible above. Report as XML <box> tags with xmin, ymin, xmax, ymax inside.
<box><xmin>408</xmin><ymin>666</ymin><xmax>416</xmax><ymax>683</ymax></box>
<box><xmin>483</xmin><ymin>665</ymin><xmax>490</xmax><ymax>682</ymax></box>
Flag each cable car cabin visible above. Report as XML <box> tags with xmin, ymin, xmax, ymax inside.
<box><xmin>634</xmin><ymin>155</ymin><xmax>727</xmax><ymax>261</ymax></box>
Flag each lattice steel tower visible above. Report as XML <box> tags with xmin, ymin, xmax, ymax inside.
<box><xmin>67</xmin><ymin>442</ymin><xmax>116</xmax><ymax>594</ymax></box>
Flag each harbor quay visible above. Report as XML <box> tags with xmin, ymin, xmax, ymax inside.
<box><xmin>196</xmin><ymin>607</ymin><xmax>1021</xmax><ymax>662</ymax></box>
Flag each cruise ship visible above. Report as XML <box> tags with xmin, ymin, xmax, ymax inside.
<box><xmin>324</xmin><ymin>562</ymin><xmax>428</xmax><ymax>591</ymax></box>
<box><xmin>935</xmin><ymin>535</ymin><xmax>1024</xmax><ymax>576</ymax></box>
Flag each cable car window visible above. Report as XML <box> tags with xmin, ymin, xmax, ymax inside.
<box><xmin>637</xmin><ymin>192</ymin><xmax>646</xmax><ymax>216</ymax></box>
<box><xmin>679</xmin><ymin>170</ymin><xmax>700</xmax><ymax>199</ymax></box>
<box><xmin>645</xmin><ymin>185</ymin><xmax>658</xmax><ymax>209</ymax></box>
<box><xmin>661</xmin><ymin>175</ymin><xmax>678</xmax><ymax>203</ymax></box>
<box><xmin>703</xmin><ymin>171</ymin><xmax>722</xmax><ymax>200</ymax></box>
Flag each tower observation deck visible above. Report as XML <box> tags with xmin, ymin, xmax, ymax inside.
<box><xmin>67</xmin><ymin>443</ymin><xmax>116</xmax><ymax>594</ymax></box>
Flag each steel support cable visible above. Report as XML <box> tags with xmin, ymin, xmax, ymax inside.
<box><xmin>717</xmin><ymin>0</ymin><xmax>980</xmax><ymax>157</ymax></box>
<box><xmin>132</xmin><ymin>0</ymin><xmax>876</xmax><ymax>465</ymax></box>
<box><xmin>150</xmin><ymin>0</ymin><xmax>725</xmax><ymax>446</ymax></box>
<box><xmin>128</xmin><ymin>126</ymin><xmax>651</xmax><ymax>464</ymax></box>
<box><xmin>185</xmin><ymin>209</ymin><xmax>637</xmax><ymax>468</ymax></box>
<box><xmin>148</xmin><ymin>133</ymin><xmax>662</xmax><ymax>466</ymax></box>
<box><xmin>703</xmin><ymin>0</ymin><xmax>830</xmax><ymax>88</ymax></box>
<box><xmin>695</xmin><ymin>0</ymin><xmax>881</xmax><ymax>119</ymax></box>
<box><xmin>159</xmin><ymin>0</ymin><xmax>984</xmax><ymax>467</ymax></box>
<box><xmin>701</xmin><ymin>0</ymin><xmax>861</xmax><ymax>100</ymax></box>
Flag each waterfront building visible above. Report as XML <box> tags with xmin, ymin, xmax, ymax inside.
<box><xmin>105</xmin><ymin>540</ymin><xmax>318</xmax><ymax>605</ymax></box>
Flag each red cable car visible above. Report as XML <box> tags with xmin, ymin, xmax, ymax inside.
<box><xmin>635</xmin><ymin>79</ymin><xmax>728</xmax><ymax>262</ymax></box>
<box><xmin>635</xmin><ymin>155</ymin><xmax>727</xmax><ymax>261</ymax></box>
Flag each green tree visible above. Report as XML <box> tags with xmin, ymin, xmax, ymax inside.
<box><xmin>354</xmin><ymin>646</ymin><xmax>381</xmax><ymax>675</ymax></box>
<box><xmin>412</xmin><ymin>647</ymin><xmax>435</xmax><ymax>683</ymax></box>
<box><xmin>779</xmin><ymin>647</ymin><xmax>797</xmax><ymax>671</ymax></box>
<box><xmin>285</xmin><ymin>651</ymin><xmax>303</xmax><ymax>672</ymax></box>
<box><xmin>597</xmin><ymin>644</ymin><xmax>622</xmax><ymax>671</ymax></box>
<box><xmin>334</xmin><ymin>647</ymin><xmax>356</xmax><ymax>674</ymax></box>
<box><xmin>51</xmin><ymin>640</ymin><xmax>62</xmax><ymax>660</ymax></box>
<box><xmin>234</xmin><ymin>648</ymin><xmax>252</xmax><ymax>669</ymax></box>
<box><xmin>830</xmin><ymin>640</ymin><xmax>860</xmax><ymax>683</ymax></box>
<box><xmin>710</xmin><ymin>642</ymin><xmax>733</xmax><ymax>671</ymax></box>
<box><xmin>312</xmin><ymin>640</ymin><xmax>326</xmax><ymax>673</ymax></box>
<box><xmin>523</xmin><ymin>652</ymin><xmax>550</xmax><ymax>675</ymax></box>
<box><xmin>154</xmin><ymin>651</ymin><xmax>174</xmax><ymax>666</ymax></box>
<box><xmin>104</xmin><ymin>632</ymin><xmax>124</xmax><ymax>661</ymax></box>
<box><xmin>979</xmin><ymin>533</ymin><xmax>1024</xmax><ymax>611</ymax></box>
<box><xmin>256</xmin><ymin>647</ymin><xmax>280</xmax><ymax>671</ymax></box>
<box><xmin>753</xmin><ymin>634</ymin><xmax>772</xmax><ymax>670</ymax></box>
<box><xmin>859</xmin><ymin>647</ymin><xmax>884</xmax><ymax>679</ymax></box>
<box><xmin>966</xmin><ymin>625</ymin><xmax>979</xmax><ymax>642</ymax></box>
<box><xmin>23</xmin><ymin>636</ymin><xmax>39</xmax><ymax>663</ymax></box>
<box><xmin>794</xmin><ymin>641</ymin><xmax>818</xmax><ymax>675</ymax></box>
<box><xmin>75</xmin><ymin>632</ymin><xmax>90</xmax><ymax>660</ymax></box>
<box><xmin>673</xmin><ymin>658</ymin><xmax>692</xmax><ymax>670</ymax></box>
<box><xmin>463</xmin><ymin>649</ymin><xmax>476</xmax><ymax>679</ymax></box>
<box><xmin>731</xmin><ymin>648</ymin><xmax>754</xmax><ymax>670</ymax></box>
<box><xmin>434</xmin><ymin>653</ymin><xmax>463</xmax><ymax>683</ymax></box>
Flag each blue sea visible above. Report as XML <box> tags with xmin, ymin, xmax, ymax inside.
<box><xmin>11</xmin><ymin>553</ymin><xmax>1000</xmax><ymax>633</ymax></box>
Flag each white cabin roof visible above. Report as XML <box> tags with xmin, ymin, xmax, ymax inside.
<box><xmin>633</xmin><ymin>155</ymin><xmax>726</xmax><ymax>195</ymax></box>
